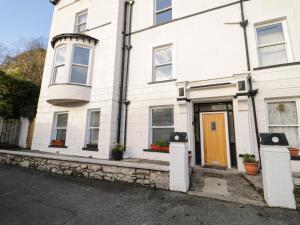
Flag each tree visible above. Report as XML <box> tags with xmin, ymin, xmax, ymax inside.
<box><xmin>0</xmin><ymin>71</ymin><xmax>40</xmax><ymax>119</ymax></box>
<box><xmin>0</xmin><ymin>38</ymin><xmax>47</xmax><ymax>86</ymax></box>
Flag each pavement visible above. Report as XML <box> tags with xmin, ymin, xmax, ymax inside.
<box><xmin>189</xmin><ymin>167</ymin><xmax>265</xmax><ymax>206</ymax></box>
<box><xmin>0</xmin><ymin>165</ymin><xmax>300</xmax><ymax>225</ymax></box>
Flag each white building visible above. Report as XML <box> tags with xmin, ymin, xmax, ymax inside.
<box><xmin>32</xmin><ymin>0</ymin><xmax>300</xmax><ymax>172</ymax></box>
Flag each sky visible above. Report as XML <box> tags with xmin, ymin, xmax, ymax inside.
<box><xmin>0</xmin><ymin>0</ymin><xmax>54</xmax><ymax>48</ymax></box>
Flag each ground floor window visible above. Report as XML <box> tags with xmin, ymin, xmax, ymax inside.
<box><xmin>86</xmin><ymin>110</ymin><xmax>100</xmax><ymax>147</ymax></box>
<box><xmin>52</xmin><ymin>112</ymin><xmax>68</xmax><ymax>142</ymax></box>
<box><xmin>150</xmin><ymin>106</ymin><xmax>174</xmax><ymax>144</ymax></box>
<box><xmin>267</xmin><ymin>100</ymin><xmax>300</xmax><ymax>146</ymax></box>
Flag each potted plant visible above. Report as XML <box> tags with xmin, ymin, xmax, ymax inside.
<box><xmin>111</xmin><ymin>143</ymin><xmax>125</xmax><ymax>161</ymax></box>
<box><xmin>243</xmin><ymin>154</ymin><xmax>258</xmax><ymax>175</ymax></box>
<box><xmin>151</xmin><ymin>139</ymin><xmax>169</xmax><ymax>152</ymax></box>
<box><xmin>50</xmin><ymin>140</ymin><xmax>65</xmax><ymax>147</ymax></box>
<box><xmin>288</xmin><ymin>146</ymin><xmax>299</xmax><ymax>157</ymax></box>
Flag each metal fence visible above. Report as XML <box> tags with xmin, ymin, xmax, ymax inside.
<box><xmin>0</xmin><ymin>119</ymin><xmax>20</xmax><ymax>148</ymax></box>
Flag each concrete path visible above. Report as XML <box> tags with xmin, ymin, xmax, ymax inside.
<box><xmin>1</xmin><ymin>165</ymin><xmax>300</xmax><ymax>225</ymax></box>
<box><xmin>189</xmin><ymin>167</ymin><xmax>265</xmax><ymax>206</ymax></box>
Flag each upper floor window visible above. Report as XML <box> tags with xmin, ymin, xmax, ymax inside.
<box><xmin>51</xmin><ymin>44</ymin><xmax>92</xmax><ymax>86</ymax></box>
<box><xmin>53</xmin><ymin>46</ymin><xmax>67</xmax><ymax>84</ymax></box>
<box><xmin>256</xmin><ymin>21</ymin><xmax>291</xmax><ymax>67</ymax></box>
<box><xmin>155</xmin><ymin>0</ymin><xmax>172</xmax><ymax>25</ymax></box>
<box><xmin>71</xmin><ymin>46</ymin><xmax>90</xmax><ymax>84</ymax></box>
<box><xmin>153</xmin><ymin>45</ymin><xmax>172</xmax><ymax>82</ymax></box>
<box><xmin>75</xmin><ymin>10</ymin><xmax>88</xmax><ymax>33</ymax></box>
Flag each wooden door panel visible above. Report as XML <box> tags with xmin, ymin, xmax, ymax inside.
<box><xmin>202</xmin><ymin>114</ymin><xmax>228</xmax><ymax>167</ymax></box>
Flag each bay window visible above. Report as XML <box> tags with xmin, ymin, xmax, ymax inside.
<box><xmin>53</xmin><ymin>46</ymin><xmax>66</xmax><ymax>84</ymax></box>
<box><xmin>151</xmin><ymin>106</ymin><xmax>174</xmax><ymax>144</ymax></box>
<box><xmin>267</xmin><ymin>101</ymin><xmax>300</xmax><ymax>146</ymax></box>
<box><xmin>256</xmin><ymin>21</ymin><xmax>291</xmax><ymax>67</ymax></box>
<box><xmin>71</xmin><ymin>46</ymin><xmax>90</xmax><ymax>84</ymax></box>
<box><xmin>51</xmin><ymin>44</ymin><xmax>92</xmax><ymax>86</ymax></box>
<box><xmin>153</xmin><ymin>45</ymin><xmax>172</xmax><ymax>82</ymax></box>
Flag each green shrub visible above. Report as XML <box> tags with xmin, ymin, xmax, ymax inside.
<box><xmin>155</xmin><ymin>139</ymin><xmax>169</xmax><ymax>147</ymax></box>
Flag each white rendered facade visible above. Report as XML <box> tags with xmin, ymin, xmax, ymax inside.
<box><xmin>33</xmin><ymin>0</ymin><xmax>300</xmax><ymax>171</ymax></box>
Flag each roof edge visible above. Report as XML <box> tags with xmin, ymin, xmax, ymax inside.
<box><xmin>50</xmin><ymin>0</ymin><xmax>60</xmax><ymax>5</ymax></box>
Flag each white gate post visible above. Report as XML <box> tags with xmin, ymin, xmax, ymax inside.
<box><xmin>260</xmin><ymin>133</ymin><xmax>296</xmax><ymax>209</ymax></box>
<box><xmin>169</xmin><ymin>132</ymin><xmax>189</xmax><ymax>192</ymax></box>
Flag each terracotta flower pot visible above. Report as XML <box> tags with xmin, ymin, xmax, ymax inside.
<box><xmin>51</xmin><ymin>140</ymin><xmax>65</xmax><ymax>147</ymax></box>
<box><xmin>244</xmin><ymin>162</ymin><xmax>258</xmax><ymax>175</ymax></box>
<box><xmin>288</xmin><ymin>147</ymin><xmax>299</xmax><ymax>157</ymax></box>
<box><xmin>151</xmin><ymin>144</ymin><xmax>169</xmax><ymax>152</ymax></box>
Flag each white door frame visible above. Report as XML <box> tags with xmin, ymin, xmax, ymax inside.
<box><xmin>200</xmin><ymin>111</ymin><xmax>232</xmax><ymax>168</ymax></box>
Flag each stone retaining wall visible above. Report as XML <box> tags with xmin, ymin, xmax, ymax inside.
<box><xmin>0</xmin><ymin>153</ymin><xmax>169</xmax><ymax>190</ymax></box>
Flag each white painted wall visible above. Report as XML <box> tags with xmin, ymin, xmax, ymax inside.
<box><xmin>18</xmin><ymin>117</ymin><xmax>30</xmax><ymax>149</ymax></box>
<box><xmin>34</xmin><ymin>0</ymin><xmax>300</xmax><ymax>170</ymax></box>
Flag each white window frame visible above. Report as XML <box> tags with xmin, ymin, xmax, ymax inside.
<box><xmin>51</xmin><ymin>43</ymin><xmax>93</xmax><ymax>86</ymax></box>
<box><xmin>150</xmin><ymin>106</ymin><xmax>174</xmax><ymax>145</ymax></box>
<box><xmin>152</xmin><ymin>45</ymin><xmax>173</xmax><ymax>82</ymax></box>
<box><xmin>266</xmin><ymin>98</ymin><xmax>300</xmax><ymax>146</ymax></box>
<box><xmin>68</xmin><ymin>44</ymin><xmax>92</xmax><ymax>85</ymax></box>
<box><xmin>52</xmin><ymin>112</ymin><xmax>68</xmax><ymax>141</ymax></box>
<box><xmin>255</xmin><ymin>19</ymin><xmax>293</xmax><ymax>67</ymax></box>
<box><xmin>52</xmin><ymin>45</ymin><xmax>67</xmax><ymax>84</ymax></box>
<box><xmin>154</xmin><ymin>0</ymin><xmax>172</xmax><ymax>25</ymax></box>
<box><xmin>74</xmin><ymin>10</ymin><xmax>88</xmax><ymax>33</ymax></box>
<box><xmin>85</xmin><ymin>109</ymin><xmax>101</xmax><ymax>146</ymax></box>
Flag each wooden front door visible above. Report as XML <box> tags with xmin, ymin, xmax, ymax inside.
<box><xmin>202</xmin><ymin>113</ymin><xmax>228</xmax><ymax>167</ymax></box>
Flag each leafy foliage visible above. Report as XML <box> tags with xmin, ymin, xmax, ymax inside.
<box><xmin>155</xmin><ymin>139</ymin><xmax>169</xmax><ymax>147</ymax></box>
<box><xmin>112</xmin><ymin>143</ymin><xmax>125</xmax><ymax>152</ymax></box>
<box><xmin>0</xmin><ymin>71</ymin><xmax>40</xmax><ymax>119</ymax></box>
<box><xmin>243</xmin><ymin>154</ymin><xmax>256</xmax><ymax>163</ymax></box>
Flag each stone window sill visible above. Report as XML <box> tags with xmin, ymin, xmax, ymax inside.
<box><xmin>82</xmin><ymin>147</ymin><xmax>99</xmax><ymax>152</ymax></box>
<box><xmin>291</xmin><ymin>156</ymin><xmax>300</xmax><ymax>161</ymax></box>
<box><xmin>143</xmin><ymin>149</ymin><xmax>169</xmax><ymax>154</ymax></box>
<box><xmin>48</xmin><ymin>145</ymin><xmax>68</xmax><ymax>149</ymax></box>
<box><xmin>148</xmin><ymin>79</ymin><xmax>177</xmax><ymax>85</ymax></box>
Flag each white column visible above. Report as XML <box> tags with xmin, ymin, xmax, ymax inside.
<box><xmin>261</xmin><ymin>145</ymin><xmax>296</xmax><ymax>209</ymax></box>
<box><xmin>169</xmin><ymin>142</ymin><xmax>189</xmax><ymax>192</ymax></box>
<box><xmin>234</xmin><ymin>96</ymin><xmax>255</xmax><ymax>171</ymax></box>
<box><xmin>19</xmin><ymin>117</ymin><xmax>30</xmax><ymax>148</ymax></box>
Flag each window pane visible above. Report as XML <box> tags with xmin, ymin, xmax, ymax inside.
<box><xmin>77</xmin><ymin>24</ymin><xmax>86</xmax><ymax>33</ymax></box>
<box><xmin>156</xmin><ymin>9</ymin><xmax>172</xmax><ymax>25</ymax></box>
<box><xmin>258</xmin><ymin>44</ymin><xmax>288</xmax><ymax>66</ymax></box>
<box><xmin>78</xmin><ymin>13</ymin><xmax>87</xmax><ymax>24</ymax></box>
<box><xmin>257</xmin><ymin>24</ymin><xmax>285</xmax><ymax>46</ymax></box>
<box><xmin>55</xmin><ymin>47</ymin><xmax>66</xmax><ymax>66</ymax></box>
<box><xmin>73</xmin><ymin>47</ymin><xmax>90</xmax><ymax>65</ymax></box>
<box><xmin>71</xmin><ymin>65</ymin><xmax>88</xmax><ymax>84</ymax></box>
<box><xmin>152</xmin><ymin>108</ymin><xmax>174</xmax><ymax>126</ymax></box>
<box><xmin>156</xmin><ymin>0</ymin><xmax>171</xmax><ymax>11</ymax></box>
<box><xmin>268</xmin><ymin>102</ymin><xmax>298</xmax><ymax>125</ymax></box>
<box><xmin>56</xmin><ymin>129</ymin><xmax>66</xmax><ymax>141</ymax></box>
<box><xmin>270</xmin><ymin>127</ymin><xmax>299</xmax><ymax>146</ymax></box>
<box><xmin>89</xmin><ymin>129</ymin><xmax>99</xmax><ymax>145</ymax></box>
<box><xmin>154</xmin><ymin>47</ymin><xmax>172</xmax><ymax>65</ymax></box>
<box><xmin>152</xmin><ymin>128</ymin><xmax>174</xmax><ymax>144</ymax></box>
<box><xmin>56</xmin><ymin>113</ymin><xmax>68</xmax><ymax>127</ymax></box>
<box><xmin>154</xmin><ymin>64</ymin><xmax>172</xmax><ymax>81</ymax></box>
<box><xmin>90</xmin><ymin>111</ymin><xmax>100</xmax><ymax>127</ymax></box>
<box><xmin>54</xmin><ymin>66</ymin><xmax>65</xmax><ymax>83</ymax></box>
